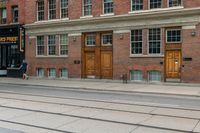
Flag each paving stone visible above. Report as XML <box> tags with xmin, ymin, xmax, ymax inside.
<box><xmin>94</xmin><ymin>110</ymin><xmax>151</xmax><ymax>124</ymax></box>
<box><xmin>11</xmin><ymin>112</ymin><xmax>79</xmax><ymax>129</ymax></box>
<box><xmin>59</xmin><ymin>119</ymin><xmax>137</xmax><ymax>133</ymax></box>
<box><xmin>152</xmin><ymin>108</ymin><xmax>200</xmax><ymax>119</ymax></box>
<box><xmin>193</xmin><ymin>121</ymin><xmax>200</xmax><ymax>133</ymax></box>
<box><xmin>131</xmin><ymin>126</ymin><xmax>184</xmax><ymax>133</ymax></box>
<box><xmin>141</xmin><ymin>115</ymin><xmax>198</xmax><ymax>132</ymax></box>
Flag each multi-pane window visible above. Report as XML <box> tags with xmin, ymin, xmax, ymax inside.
<box><xmin>0</xmin><ymin>8</ymin><xmax>6</xmax><ymax>24</ymax></box>
<box><xmin>166</xmin><ymin>29</ymin><xmax>181</xmax><ymax>43</ymax></box>
<box><xmin>12</xmin><ymin>6</ymin><xmax>18</xmax><ymax>23</ymax></box>
<box><xmin>132</xmin><ymin>0</ymin><xmax>143</xmax><ymax>11</ymax></box>
<box><xmin>148</xmin><ymin>71</ymin><xmax>161</xmax><ymax>82</ymax></box>
<box><xmin>131</xmin><ymin>30</ymin><xmax>143</xmax><ymax>54</ymax></box>
<box><xmin>60</xmin><ymin>68</ymin><xmax>68</xmax><ymax>78</ymax></box>
<box><xmin>148</xmin><ymin>28</ymin><xmax>161</xmax><ymax>54</ymax></box>
<box><xmin>103</xmin><ymin>0</ymin><xmax>113</xmax><ymax>14</ymax></box>
<box><xmin>149</xmin><ymin>0</ymin><xmax>161</xmax><ymax>9</ymax></box>
<box><xmin>37</xmin><ymin>0</ymin><xmax>44</xmax><ymax>21</ymax></box>
<box><xmin>48</xmin><ymin>35</ymin><xmax>56</xmax><ymax>55</ymax></box>
<box><xmin>83</xmin><ymin>0</ymin><xmax>92</xmax><ymax>16</ymax></box>
<box><xmin>60</xmin><ymin>0</ymin><xmax>68</xmax><ymax>18</ymax></box>
<box><xmin>48</xmin><ymin>0</ymin><xmax>56</xmax><ymax>19</ymax></box>
<box><xmin>60</xmin><ymin>34</ymin><xmax>68</xmax><ymax>55</ymax></box>
<box><xmin>37</xmin><ymin>68</ymin><xmax>44</xmax><ymax>77</ymax></box>
<box><xmin>169</xmin><ymin>0</ymin><xmax>181</xmax><ymax>7</ymax></box>
<box><xmin>86</xmin><ymin>34</ymin><xmax>96</xmax><ymax>46</ymax></box>
<box><xmin>130</xmin><ymin>70</ymin><xmax>143</xmax><ymax>81</ymax></box>
<box><xmin>102</xmin><ymin>34</ymin><xmax>112</xmax><ymax>45</ymax></box>
<box><xmin>48</xmin><ymin>68</ymin><xmax>56</xmax><ymax>78</ymax></box>
<box><xmin>37</xmin><ymin>36</ymin><xmax>45</xmax><ymax>55</ymax></box>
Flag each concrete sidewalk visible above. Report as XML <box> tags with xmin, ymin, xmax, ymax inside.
<box><xmin>0</xmin><ymin>77</ymin><xmax>200</xmax><ymax>97</ymax></box>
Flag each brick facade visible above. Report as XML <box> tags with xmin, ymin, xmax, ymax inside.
<box><xmin>22</xmin><ymin>0</ymin><xmax>200</xmax><ymax>83</ymax></box>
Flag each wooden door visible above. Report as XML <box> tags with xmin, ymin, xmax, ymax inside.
<box><xmin>166</xmin><ymin>50</ymin><xmax>181</xmax><ymax>78</ymax></box>
<box><xmin>101</xmin><ymin>51</ymin><xmax>113</xmax><ymax>79</ymax></box>
<box><xmin>85</xmin><ymin>52</ymin><xmax>95</xmax><ymax>77</ymax></box>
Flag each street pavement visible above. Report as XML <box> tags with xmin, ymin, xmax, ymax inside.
<box><xmin>0</xmin><ymin>78</ymin><xmax>200</xmax><ymax>133</ymax></box>
<box><xmin>0</xmin><ymin>77</ymin><xmax>200</xmax><ymax>97</ymax></box>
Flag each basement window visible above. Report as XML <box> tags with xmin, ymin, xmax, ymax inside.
<box><xmin>148</xmin><ymin>70</ymin><xmax>161</xmax><ymax>82</ymax></box>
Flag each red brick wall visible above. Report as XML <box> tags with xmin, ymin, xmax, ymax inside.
<box><xmin>113</xmin><ymin>31</ymin><xmax>164</xmax><ymax>81</ymax></box>
<box><xmin>26</xmin><ymin>35</ymin><xmax>82</xmax><ymax>78</ymax></box>
<box><xmin>5</xmin><ymin>0</ymin><xmax>25</xmax><ymax>24</ymax></box>
<box><xmin>181</xmin><ymin>24</ymin><xmax>200</xmax><ymax>83</ymax></box>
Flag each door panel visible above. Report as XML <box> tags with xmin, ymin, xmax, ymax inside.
<box><xmin>85</xmin><ymin>52</ymin><xmax>95</xmax><ymax>77</ymax></box>
<box><xmin>166</xmin><ymin>51</ymin><xmax>181</xmax><ymax>78</ymax></box>
<box><xmin>101</xmin><ymin>51</ymin><xmax>113</xmax><ymax>79</ymax></box>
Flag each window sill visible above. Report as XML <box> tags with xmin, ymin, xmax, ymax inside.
<box><xmin>128</xmin><ymin>6</ymin><xmax>184</xmax><ymax>14</ymax></box>
<box><xmin>80</xmin><ymin>15</ymin><xmax>93</xmax><ymax>19</ymax></box>
<box><xmin>36</xmin><ymin>55</ymin><xmax>68</xmax><ymax>58</ymax></box>
<box><xmin>130</xmin><ymin>54</ymin><xmax>164</xmax><ymax>58</ymax></box>
<box><xmin>100</xmin><ymin>13</ymin><xmax>114</xmax><ymax>17</ymax></box>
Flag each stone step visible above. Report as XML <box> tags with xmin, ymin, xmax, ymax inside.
<box><xmin>166</xmin><ymin>78</ymin><xmax>181</xmax><ymax>82</ymax></box>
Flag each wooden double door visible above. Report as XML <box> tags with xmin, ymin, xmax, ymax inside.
<box><xmin>82</xmin><ymin>32</ymin><xmax>113</xmax><ymax>79</ymax></box>
<box><xmin>165</xmin><ymin>50</ymin><xmax>181</xmax><ymax>78</ymax></box>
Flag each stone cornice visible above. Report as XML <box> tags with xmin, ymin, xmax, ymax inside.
<box><xmin>25</xmin><ymin>7</ymin><xmax>200</xmax><ymax>35</ymax></box>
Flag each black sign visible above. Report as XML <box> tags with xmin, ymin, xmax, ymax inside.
<box><xmin>0</xmin><ymin>27</ymin><xmax>19</xmax><ymax>44</ymax></box>
<box><xmin>183</xmin><ymin>57</ymin><xmax>192</xmax><ymax>61</ymax></box>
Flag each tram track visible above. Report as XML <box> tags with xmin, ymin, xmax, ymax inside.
<box><xmin>0</xmin><ymin>86</ymin><xmax>200</xmax><ymax>132</ymax></box>
<box><xmin>0</xmin><ymin>91</ymin><xmax>199</xmax><ymax>120</ymax></box>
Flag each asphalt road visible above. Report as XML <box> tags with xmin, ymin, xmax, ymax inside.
<box><xmin>0</xmin><ymin>83</ymin><xmax>200</xmax><ymax>110</ymax></box>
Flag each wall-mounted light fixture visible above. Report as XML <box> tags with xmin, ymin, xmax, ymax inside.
<box><xmin>73</xmin><ymin>36</ymin><xmax>76</xmax><ymax>42</ymax></box>
<box><xmin>119</xmin><ymin>34</ymin><xmax>124</xmax><ymax>40</ymax></box>
<box><xmin>191</xmin><ymin>31</ymin><xmax>196</xmax><ymax>36</ymax></box>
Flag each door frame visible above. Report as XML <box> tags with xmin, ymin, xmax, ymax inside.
<box><xmin>165</xmin><ymin>50</ymin><xmax>182</xmax><ymax>79</ymax></box>
<box><xmin>81</xmin><ymin>31</ymin><xmax>113</xmax><ymax>79</ymax></box>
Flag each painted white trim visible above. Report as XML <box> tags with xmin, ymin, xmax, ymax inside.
<box><xmin>100</xmin><ymin>13</ymin><xmax>114</xmax><ymax>17</ymax></box>
<box><xmin>36</xmin><ymin>55</ymin><xmax>68</xmax><ymax>58</ymax></box>
<box><xmin>68</xmin><ymin>33</ymin><xmax>82</xmax><ymax>36</ymax></box>
<box><xmin>101</xmin><ymin>33</ymin><xmax>113</xmax><ymax>46</ymax></box>
<box><xmin>129</xmin><ymin>55</ymin><xmax>164</xmax><ymax>58</ymax></box>
<box><xmin>80</xmin><ymin>15</ymin><xmax>93</xmax><ymax>19</ymax></box>
<box><xmin>147</xmin><ymin>28</ymin><xmax>163</xmax><ymax>55</ymax></box>
<box><xmin>182</xmin><ymin>25</ymin><xmax>196</xmax><ymax>29</ymax></box>
<box><xmin>129</xmin><ymin>6</ymin><xmax>184</xmax><ymax>14</ymax></box>
<box><xmin>167</xmin><ymin>0</ymin><xmax>183</xmax><ymax>8</ymax></box>
<box><xmin>113</xmin><ymin>30</ymin><xmax>130</xmax><ymax>33</ymax></box>
<box><xmin>130</xmin><ymin>29</ymin><xmax>143</xmax><ymax>56</ymax></box>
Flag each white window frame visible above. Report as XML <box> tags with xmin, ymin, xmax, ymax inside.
<box><xmin>83</xmin><ymin>0</ymin><xmax>92</xmax><ymax>16</ymax></box>
<box><xmin>130</xmin><ymin>70</ymin><xmax>143</xmax><ymax>81</ymax></box>
<box><xmin>147</xmin><ymin>28</ymin><xmax>162</xmax><ymax>55</ymax></box>
<box><xmin>37</xmin><ymin>0</ymin><xmax>45</xmax><ymax>21</ymax></box>
<box><xmin>130</xmin><ymin>29</ymin><xmax>143</xmax><ymax>55</ymax></box>
<box><xmin>103</xmin><ymin>0</ymin><xmax>114</xmax><ymax>14</ymax></box>
<box><xmin>101</xmin><ymin>33</ymin><xmax>113</xmax><ymax>46</ymax></box>
<box><xmin>85</xmin><ymin>34</ymin><xmax>96</xmax><ymax>46</ymax></box>
<box><xmin>36</xmin><ymin>68</ymin><xmax>44</xmax><ymax>78</ymax></box>
<box><xmin>47</xmin><ymin>35</ymin><xmax>56</xmax><ymax>56</ymax></box>
<box><xmin>131</xmin><ymin>0</ymin><xmax>143</xmax><ymax>11</ymax></box>
<box><xmin>60</xmin><ymin>68</ymin><xmax>68</xmax><ymax>78</ymax></box>
<box><xmin>166</xmin><ymin>29</ymin><xmax>182</xmax><ymax>44</ymax></box>
<box><xmin>36</xmin><ymin>36</ymin><xmax>45</xmax><ymax>56</ymax></box>
<box><xmin>149</xmin><ymin>0</ymin><xmax>162</xmax><ymax>9</ymax></box>
<box><xmin>60</xmin><ymin>0</ymin><xmax>68</xmax><ymax>19</ymax></box>
<box><xmin>168</xmin><ymin>0</ymin><xmax>182</xmax><ymax>8</ymax></box>
<box><xmin>148</xmin><ymin>70</ymin><xmax>161</xmax><ymax>82</ymax></box>
<box><xmin>12</xmin><ymin>6</ymin><xmax>18</xmax><ymax>23</ymax></box>
<box><xmin>48</xmin><ymin>68</ymin><xmax>56</xmax><ymax>78</ymax></box>
<box><xmin>59</xmin><ymin>34</ymin><xmax>68</xmax><ymax>56</ymax></box>
<box><xmin>48</xmin><ymin>0</ymin><xmax>56</xmax><ymax>20</ymax></box>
